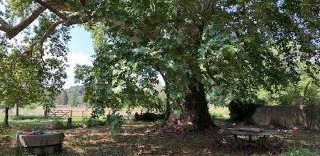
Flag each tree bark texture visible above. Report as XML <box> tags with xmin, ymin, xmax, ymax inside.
<box><xmin>183</xmin><ymin>80</ymin><xmax>215</xmax><ymax>129</ymax></box>
<box><xmin>3</xmin><ymin>107</ymin><xmax>9</xmax><ymax>127</ymax></box>
<box><xmin>44</xmin><ymin>107</ymin><xmax>49</xmax><ymax>119</ymax></box>
<box><xmin>164</xmin><ymin>80</ymin><xmax>215</xmax><ymax>130</ymax></box>
<box><xmin>15</xmin><ymin>103</ymin><xmax>19</xmax><ymax>116</ymax></box>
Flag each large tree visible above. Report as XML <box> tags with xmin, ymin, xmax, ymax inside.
<box><xmin>1</xmin><ymin>0</ymin><xmax>319</xmax><ymax>129</ymax></box>
<box><xmin>76</xmin><ymin>0</ymin><xmax>319</xmax><ymax>129</ymax></box>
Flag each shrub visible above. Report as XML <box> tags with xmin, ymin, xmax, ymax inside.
<box><xmin>84</xmin><ymin>118</ymin><xmax>106</xmax><ymax>127</ymax></box>
<box><xmin>106</xmin><ymin>113</ymin><xmax>124</xmax><ymax>135</ymax></box>
<box><xmin>228</xmin><ymin>99</ymin><xmax>265</xmax><ymax>123</ymax></box>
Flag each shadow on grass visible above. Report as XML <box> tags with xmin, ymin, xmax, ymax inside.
<box><xmin>0</xmin><ymin>145</ymin><xmax>81</xmax><ymax>156</ymax></box>
<box><xmin>62</xmin><ymin>121</ymin><xmax>281</xmax><ymax>156</ymax></box>
<box><xmin>1</xmin><ymin>118</ymin><xmax>320</xmax><ymax>156</ymax></box>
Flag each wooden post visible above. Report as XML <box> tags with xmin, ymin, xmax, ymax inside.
<box><xmin>15</xmin><ymin>103</ymin><xmax>19</xmax><ymax>117</ymax></box>
<box><xmin>67</xmin><ymin>117</ymin><xmax>72</xmax><ymax>128</ymax></box>
<box><xmin>44</xmin><ymin>107</ymin><xmax>49</xmax><ymax>119</ymax></box>
<box><xmin>67</xmin><ymin>110</ymin><xmax>72</xmax><ymax>128</ymax></box>
<box><xmin>3</xmin><ymin>107</ymin><xmax>9</xmax><ymax>127</ymax></box>
<box><xmin>82</xmin><ymin>111</ymin><xmax>84</xmax><ymax>118</ymax></box>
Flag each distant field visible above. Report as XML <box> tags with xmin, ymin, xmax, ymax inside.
<box><xmin>0</xmin><ymin>106</ymin><xmax>151</xmax><ymax>118</ymax></box>
<box><xmin>0</xmin><ymin>107</ymin><xmax>89</xmax><ymax>118</ymax></box>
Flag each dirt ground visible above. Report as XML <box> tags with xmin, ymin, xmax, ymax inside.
<box><xmin>1</xmin><ymin>119</ymin><xmax>320</xmax><ymax>156</ymax></box>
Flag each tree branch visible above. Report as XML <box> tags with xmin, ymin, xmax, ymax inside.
<box><xmin>33</xmin><ymin>0</ymin><xmax>67</xmax><ymax>19</ymax></box>
<box><xmin>0</xmin><ymin>0</ymin><xmax>92</xmax><ymax>39</ymax></box>
<box><xmin>0</xmin><ymin>6</ymin><xmax>46</xmax><ymax>39</ymax></box>
<box><xmin>27</xmin><ymin>20</ymin><xmax>63</xmax><ymax>57</ymax></box>
<box><xmin>0</xmin><ymin>17</ymin><xmax>10</xmax><ymax>31</ymax></box>
<box><xmin>26</xmin><ymin>13</ymin><xmax>92</xmax><ymax>57</ymax></box>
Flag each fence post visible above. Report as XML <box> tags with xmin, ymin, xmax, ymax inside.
<box><xmin>44</xmin><ymin>107</ymin><xmax>49</xmax><ymax>119</ymax></box>
<box><xmin>67</xmin><ymin>117</ymin><xmax>72</xmax><ymax>128</ymax></box>
<box><xmin>66</xmin><ymin>110</ymin><xmax>72</xmax><ymax>128</ymax></box>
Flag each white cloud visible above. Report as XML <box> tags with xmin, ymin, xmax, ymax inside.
<box><xmin>64</xmin><ymin>51</ymin><xmax>93</xmax><ymax>88</ymax></box>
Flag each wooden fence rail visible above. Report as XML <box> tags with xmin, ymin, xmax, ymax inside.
<box><xmin>48</xmin><ymin>109</ymin><xmax>93</xmax><ymax>118</ymax></box>
<box><xmin>48</xmin><ymin>110</ymin><xmax>72</xmax><ymax>118</ymax></box>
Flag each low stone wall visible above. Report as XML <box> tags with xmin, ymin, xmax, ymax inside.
<box><xmin>252</xmin><ymin>105</ymin><xmax>320</xmax><ymax>130</ymax></box>
<box><xmin>306</xmin><ymin>106</ymin><xmax>320</xmax><ymax>130</ymax></box>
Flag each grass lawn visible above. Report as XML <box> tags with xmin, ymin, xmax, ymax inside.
<box><xmin>209</xmin><ymin>106</ymin><xmax>230</xmax><ymax>120</ymax></box>
<box><xmin>0</xmin><ymin>111</ymin><xmax>319</xmax><ymax>155</ymax></box>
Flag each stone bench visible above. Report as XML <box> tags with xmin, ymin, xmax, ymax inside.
<box><xmin>17</xmin><ymin>131</ymin><xmax>64</xmax><ymax>155</ymax></box>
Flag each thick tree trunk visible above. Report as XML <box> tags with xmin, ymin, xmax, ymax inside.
<box><xmin>163</xmin><ymin>80</ymin><xmax>215</xmax><ymax>130</ymax></box>
<box><xmin>163</xmin><ymin>97</ymin><xmax>171</xmax><ymax>121</ymax></box>
<box><xmin>3</xmin><ymin>107</ymin><xmax>9</xmax><ymax>127</ymax></box>
<box><xmin>161</xmin><ymin>92</ymin><xmax>172</xmax><ymax>127</ymax></box>
<box><xmin>15</xmin><ymin>103</ymin><xmax>19</xmax><ymax>116</ymax></box>
<box><xmin>183</xmin><ymin>80</ymin><xmax>215</xmax><ymax>129</ymax></box>
<box><xmin>156</xmin><ymin>66</ymin><xmax>214</xmax><ymax>130</ymax></box>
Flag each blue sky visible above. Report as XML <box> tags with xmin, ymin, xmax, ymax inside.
<box><xmin>65</xmin><ymin>26</ymin><xmax>94</xmax><ymax>88</ymax></box>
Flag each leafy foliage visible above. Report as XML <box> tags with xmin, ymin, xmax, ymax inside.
<box><xmin>83</xmin><ymin>118</ymin><xmax>106</xmax><ymax>127</ymax></box>
<box><xmin>74</xmin><ymin>0</ymin><xmax>319</xmax><ymax>119</ymax></box>
<box><xmin>106</xmin><ymin>113</ymin><xmax>124</xmax><ymax>135</ymax></box>
<box><xmin>55</xmin><ymin>85</ymin><xmax>87</xmax><ymax>107</ymax></box>
<box><xmin>0</xmin><ymin>3</ymin><xmax>70</xmax><ymax>124</ymax></box>
<box><xmin>1</xmin><ymin>0</ymin><xmax>319</xmax><ymax>127</ymax></box>
<box><xmin>83</xmin><ymin>113</ymin><xmax>124</xmax><ymax>135</ymax></box>
<box><xmin>258</xmin><ymin>75</ymin><xmax>320</xmax><ymax>106</ymax></box>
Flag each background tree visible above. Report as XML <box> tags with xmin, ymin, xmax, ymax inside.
<box><xmin>68</xmin><ymin>91</ymin><xmax>79</xmax><ymax>107</ymax></box>
<box><xmin>0</xmin><ymin>37</ymin><xmax>67</xmax><ymax>125</ymax></box>
<box><xmin>55</xmin><ymin>90</ymin><xmax>68</xmax><ymax>105</ymax></box>
<box><xmin>0</xmin><ymin>0</ymin><xmax>69</xmax><ymax>124</ymax></box>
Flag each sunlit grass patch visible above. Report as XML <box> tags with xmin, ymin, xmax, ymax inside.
<box><xmin>209</xmin><ymin>106</ymin><xmax>230</xmax><ymax>120</ymax></box>
<box><xmin>12</xmin><ymin>115</ymin><xmax>46</xmax><ymax>120</ymax></box>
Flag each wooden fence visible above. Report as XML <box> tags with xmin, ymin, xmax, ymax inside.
<box><xmin>48</xmin><ymin>109</ymin><xmax>92</xmax><ymax>118</ymax></box>
<box><xmin>48</xmin><ymin>110</ymin><xmax>72</xmax><ymax>118</ymax></box>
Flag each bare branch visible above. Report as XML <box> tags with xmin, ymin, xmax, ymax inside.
<box><xmin>0</xmin><ymin>0</ymin><xmax>92</xmax><ymax>39</ymax></box>
<box><xmin>0</xmin><ymin>6</ymin><xmax>46</xmax><ymax>39</ymax></box>
<box><xmin>33</xmin><ymin>0</ymin><xmax>67</xmax><ymax>19</ymax></box>
<box><xmin>0</xmin><ymin>17</ymin><xmax>10</xmax><ymax>31</ymax></box>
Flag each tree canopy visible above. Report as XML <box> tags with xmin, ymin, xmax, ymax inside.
<box><xmin>0</xmin><ymin>0</ymin><xmax>319</xmax><ymax>129</ymax></box>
